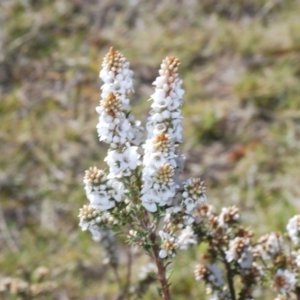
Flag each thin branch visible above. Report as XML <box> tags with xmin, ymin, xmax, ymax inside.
<box><xmin>218</xmin><ymin>247</ymin><xmax>236</xmax><ymax>300</ymax></box>
<box><xmin>149</xmin><ymin>232</ymin><xmax>172</xmax><ymax>300</ymax></box>
<box><xmin>122</xmin><ymin>245</ymin><xmax>133</xmax><ymax>299</ymax></box>
<box><xmin>295</xmin><ymin>287</ymin><xmax>300</xmax><ymax>300</ymax></box>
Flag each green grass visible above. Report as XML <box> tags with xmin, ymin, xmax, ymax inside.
<box><xmin>1</xmin><ymin>0</ymin><xmax>300</xmax><ymax>298</ymax></box>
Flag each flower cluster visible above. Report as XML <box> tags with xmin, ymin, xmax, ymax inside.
<box><xmin>97</xmin><ymin>48</ymin><xmax>142</xmax><ymax>178</ymax></box>
<box><xmin>192</xmin><ymin>204</ymin><xmax>300</xmax><ymax>299</ymax></box>
<box><xmin>78</xmin><ymin>48</ymin><xmax>209</xmax><ymax>299</ymax></box>
<box><xmin>182</xmin><ymin>178</ymin><xmax>207</xmax><ymax>213</ymax></box>
<box><xmin>78</xmin><ymin>48</ymin><xmax>300</xmax><ymax>300</ymax></box>
<box><xmin>146</xmin><ymin>56</ymin><xmax>184</xmax><ymax>142</ymax></box>
<box><xmin>158</xmin><ymin>230</ymin><xmax>179</xmax><ymax>258</ymax></box>
<box><xmin>83</xmin><ymin>166</ymin><xmax>124</xmax><ymax>210</ymax></box>
<box><xmin>141</xmin><ymin>56</ymin><xmax>185</xmax><ymax>212</ymax></box>
<box><xmin>194</xmin><ymin>263</ymin><xmax>224</xmax><ymax>288</ymax></box>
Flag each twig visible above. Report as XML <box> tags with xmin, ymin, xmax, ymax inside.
<box><xmin>149</xmin><ymin>232</ymin><xmax>172</xmax><ymax>300</ymax></box>
<box><xmin>123</xmin><ymin>245</ymin><xmax>133</xmax><ymax>299</ymax></box>
<box><xmin>219</xmin><ymin>247</ymin><xmax>236</xmax><ymax>300</ymax></box>
<box><xmin>295</xmin><ymin>287</ymin><xmax>300</xmax><ymax>300</ymax></box>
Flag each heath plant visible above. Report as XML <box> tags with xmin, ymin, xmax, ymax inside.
<box><xmin>79</xmin><ymin>48</ymin><xmax>300</xmax><ymax>300</ymax></box>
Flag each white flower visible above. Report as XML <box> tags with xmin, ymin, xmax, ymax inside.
<box><xmin>272</xmin><ymin>269</ymin><xmax>297</xmax><ymax>294</ymax></box>
<box><xmin>182</xmin><ymin>215</ymin><xmax>195</xmax><ymax>225</ymax></box>
<box><xmin>151</xmin><ymin>89</ymin><xmax>166</xmax><ymax>102</ymax></box>
<box><xmin>182</xmin><ymin>178</ymin><xmax>206</xmax><ymax>213</ymax></box>
<box><xmin>218</xmin><ymin>206</ymin><xmax>240</xmax><ymax>228</ymax></box>
<box><xmin>97</xmin><ymin>48</ymin><xmax>142</xmax><ymax>149</ymax></box>
<box><xmin>105</xmin><ymin>146</ymin><xmax>140</xmax><ymax>178</ymax></box>
<box><xmin>119</xmin><ymin>146</ymin><xmax>140</xmax><ymax>169</ymax></box>
<box><xmin>141</xmin><ymin>193</ymin><xmax>158</xmax><ymax>212</ymax></box>
<box><xmin>151</xmin><ymin>96</ymin><xmax>171</xmax><ymax>109</ymax></box>
<box><xmin>194</xmin><ymin>264</ymin><xmax>225</xmax><ymax>288</ymax></box>
<box><xmin>108</xmin><ymin>180</ymin><xmax>124</xmax><ymax>202</ymax></box>
<box><xmin>104</xmin><ymin>150</ymin><xmax>124</xmax><ymax>176</ymax></box>
<box><xmin>238</xmin><ymin>248</ymin><xmax>253</xmax><ymax>269</ymax></box>
<box><xmin>159</xmin><ymin>249</ymin><xmax>168</xmax><ymax>259</ymax></box>
<box><xmin>177</xmin><ymin>226</ymin><xmax>197</xmax><ymax>249</ymax></box>
<box><xmin>153</xmin><ymin>123</ymin><xmax>167</xmax><ymax>135</ymax></box>
<box><xmin>256</xmin><ymin>232</ymin><xmax>282</xmax><ymax>260</ymax></box>
<box><xmin>116</xmin><ymin>119</ymin><xmax>131</xmax><ymax>138</ymax></box>
<box><xmin>88</xmin><ymin>191</ymin><xmax>115</xmax><ymax>210</ymax></box>
<box><xmin>226</xmin><ymin>237</ymin><xmax>253</xmax><ymax>269</ymax></box>
<box><xmin>207</xmin><ymin>264</ymin><xmax>225</xmax><ymax>288</ymax></box>
<box><xmin>286</xmin><ymin>215</ymin><xmax>300</xmax><ymax>245</ymax></box>
<box><xmin>184</xmin><ymin>197</ymin><xmax>197</xmax><ymax>213</ymax></box>
<box><xmin>145</xmin><ymin>152</ymin><xmax>168</xmax><ymax>168</ymax></box>
<box><xmin>156</xmin><ymin>185</ymin><xmax>176</xmax><ymax>204</ymax></box>
<box><xmin>167</xmin><ymin>99</ymin><xmax>181</xmax><ymax>111</ymax></box>
<box><xmin>159</xmin><ymin>230</ymin><xmax>178</xmax><ymax>258</ymax></box>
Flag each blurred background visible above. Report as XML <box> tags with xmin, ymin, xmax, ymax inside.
<box><xmin>1</xmin><ymin>0</ymin><xmax>300</xmax><ymax>299</ymax></box>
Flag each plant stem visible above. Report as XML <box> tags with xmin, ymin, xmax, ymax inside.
<box><xmin>295</xmin><ymin>286</ymin><xmax>300</xmax><ymax>300</ymax></box>
<box><xmin>150</xmin><ymin>232</ymin><xmax>172</xmax><ymax>300</ymax></box>
<box><xmin>123</xmin><ymin>246</ymin><xmax>132</xmax><ymax>298</ymax></box>
<box><xmin>219</xmin><ymin>248</ymin><xmax>236</xmax><ymax>300</ymax></box>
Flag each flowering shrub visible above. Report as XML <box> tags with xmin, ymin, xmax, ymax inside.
<box><xmin>79</xmin><ymin>48</ymin><xmax>300</xmax><ymax>300</ymax></box>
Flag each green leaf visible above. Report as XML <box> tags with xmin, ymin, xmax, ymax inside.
<box><xmin>166</xmin><ymin>268</ymin><xmax>175</xmax><ymax>280</ymax></box>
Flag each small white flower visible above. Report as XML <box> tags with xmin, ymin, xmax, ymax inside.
<box><xmin>256</xmin><ymin>232</ymin><xmax>282</xmax><ymax>260</ymax></box>
<box><xmin>120</xmin><ymin>146</ymin><xmax>140</xmax><ymax>170</ymax></box>
<box><xmin>184</xmin><ymin>197</ymin><xmax>197</xmax><ymax>213</ymax></box>
<box><xmin>286</xmin><ymin>215</ymin><xmax>300</xmax><ymax>245</ymax></box>
<box><xmin>218</xmin><ymin>206</ymin><xmax>240</xmax><ymax>229</ymax></box>
<box><xmin>161</xmin><ymin>110</ymin><xmax>171</xmax><ymax>119</ymax></box>
<box><xmin>272</xmin><ymin>269</ymin><xmax>297</xmax><ymax>294</ymax></box>
<box><xmin>151</xmin><ymin>112</ymin><xmax>164</xmax><ymax>122</ymax></box>
<box><xmin>238</xmin><ymin>248</ymin><xmax>253</xmax><ymax>269</ymax></box>
<box><xmin>146</xmin><ymin>152</ymin><xmax>168</xmax><ymax>168</ymax></box>
<box><xmin>194</xmin><ymin>264</ymin><xmax>225</xmax><ymax>288</ymax></box>
<box><xmin>177</xmin><ymin>226</ymin><xmax>197</xmax><ymax>249</ymax></box>
<box><xmin>207</xmin><ymin>264</ymin><xmax>225</xmax><ymax>287</ymax></box>
<box><xmin>226</xmin><ymin>237</ymin><xmax>253</xmax><ymax>269</ymax></box>
<box><xmin>152</xmin><ymin>123</ymin><xmax>167</xmax><ymax>135</ymax></box>
<box><xmin>156</xmin><ymin>185</ymin><xmax>176</xmax><ymax>203</ymax></box>
<box><xmin>167</xmin><ymin>100</ymin><xmax>181</xmax><ymax>111</ymax></box>
<box><xmin>104</xmin><ymin>151</ymin><xmax>124</xmax><ymax>176</ymax></box>
<box><xmin>108</xmin><ymin>180</ymin><xmax>124</xmax><ymax>202</ymax></box>
<box><xmin>88</xmin><ymin>190</ymin><xmax>109</xmax><ymax>204</ymax></box>
<box><xmin>88</xmin><ymin>191</ymin><xmax>115</xmax><ymax>210</ymax></box>
<box><xmin>151</xmin><ymin>97</ymin><xmax>171</xmax><ymax>109</ymax></box>
<box><xmin>159</xmin><ymin>249</ymin><xmax>168</xmax><ymax>259</ymax></box>
<box><xmin>151</xmin><ymin>89</ymin><xmax>166</xmax><ymax>102</ymax></box>
<box><xmin>116</xmin><ymin>119</ymin><xmax>131</xmax><ymax>138</ymax></box>
<box><xmin>159</xmin><ymin>230</ymin><xmax>178</xmax><ymax>258</ymax></box>
<box><xmin>182</xmin><ymin>215</ymin><xmax>195</xmax><ymax>225</ymax></box>
<box><xmin>105</xmin><ymin>146</ymin><xmax>140</xmax><ymax>178</ymax></box>
<box><xmin>141</xmin><ymin>194</ymin><xmax>157</xmax><ymax>212</ymax></box>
